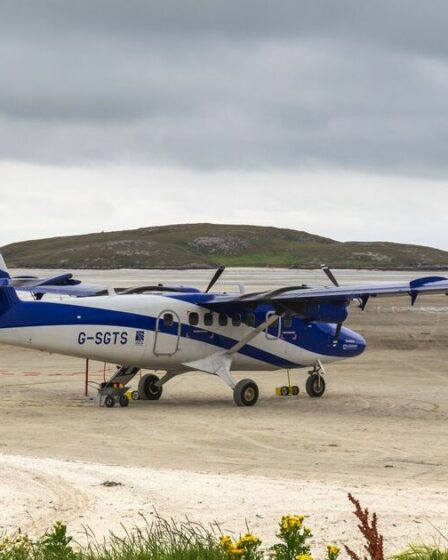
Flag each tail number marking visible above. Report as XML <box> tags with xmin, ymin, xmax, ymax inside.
<box><xmin>78</xmin><ymin>331</ymin><xmax>128</xmax><ymax>345</ymax></box>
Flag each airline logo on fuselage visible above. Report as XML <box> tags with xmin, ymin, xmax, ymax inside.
<box><xmin>135</xmin><ymin>330</ymin><xmax>145</xmax><ymax>345</ymax></box>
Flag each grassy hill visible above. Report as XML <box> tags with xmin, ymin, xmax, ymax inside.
<box><xmin>2</xmin><ymin>223</ymin><xmax>448</xmax><ymax>270</ymax></box>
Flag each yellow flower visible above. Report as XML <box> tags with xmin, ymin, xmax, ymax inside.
<box><xmin>327</xmin><ymin>545</ymin><xmax>341</xmax><ymax>556</ymax></box>
<box><xmin>219</xmin><ymin>535</ymin><xmax>233</xmax><ymax>550</ymax></box>
<box><xmin>229</xmin><ymin>546</ymin><xmax>245</xmax><ymax>557</ymax></box>
<box><xmin>237</xmin><ymin>533</ymin><xmax>261</xmax><ymax>548</ymax></box>
<box><xmin>296</xmin><ymin>554</ymin><xmax>313</xmax><ymax>560</ymax></box>
<box><xmin>281</xmin><ymin>515</ymin><xmax>305</xmax><ymax>530</ymax></box>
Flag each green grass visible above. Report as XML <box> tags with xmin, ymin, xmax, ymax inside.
<box><xmin>0</xmin><ymin>519</ymin><xmax>227</xmax><ymax>560</ymax></box>
<box><xmin>393</xmin><ymin>545</ymin><xmax>448</xmax><ymax>560</ymax></box>
<box><xmin>81</xmin><ymin>519</ymin><xmax>227</xmax><ymax>560</ymax></box>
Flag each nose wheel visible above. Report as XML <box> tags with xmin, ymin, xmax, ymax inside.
<box><xmin>306</xmin><ymin>374</ymin><xmax>326</xmax><ymax>397</ymax></box>
<box><xmin>306</xmin><ymin>361</ymin><xmax>326</xmax><ymax>397</ymax></box>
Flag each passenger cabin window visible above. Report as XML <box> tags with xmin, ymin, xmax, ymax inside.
<box><xmin>204</xmin><ymin>312</ymin><xmax>213</xmax><ymax>326</ymax></box>
<box><xmin>163</xmin><ymin>312</ymin><xmax>174</xmax><ymax>327</ymax></box>
<box><xmin>246</xmin><ymin>313</ymin><xmax>256</xmax><ymax>327</ymax></box>
<box><xmin>232</xmin><ymin>313</ymin><xmax>242</xmax><ymax>327</ymax></box>
<box><xmin>189</xmin><ymin>312</ymin><xmax>199</xmax><ymax>326</ymax></box>
<box><xmin>219</xmin><ymin>313</ymin><xmax>228</xmax><ymax>326</ymax></box>
<box><xmin>283</xmin><ymin>316</ymin><xmax>293</xmax><ymax>329</ymax></box>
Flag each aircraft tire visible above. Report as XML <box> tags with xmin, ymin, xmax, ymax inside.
<box><xmin>104</xmin><ymin>395</ymin><xmax>115</xmax><ymax>408</ymax></box>
<box><xmin>305</xmin><ymin>374</ymin><xmax>326</xmax><ymax>398</ymax></box>
<box><xmin>119</xmin><ymin>394</ymin><xmax>129</xmax><ymax>407</ymax></box>
<box><xmin>233</xmin><ymin>379</ymin><xmax>259</xmax><ymax>407</ymax></box>
<box><xmin>292</xmin><ymin>385</ymin><xmax>300</xmax><ymax>396</ymax></box>
<box><xmin>138</xmin><ymin>374</ymin><xmax>163</xmax><ymax>401</ymax></box>
<box><xmin>280</xmin><ymin>386</ymin><xmax>289</xmax><ymax>396</ymax></box>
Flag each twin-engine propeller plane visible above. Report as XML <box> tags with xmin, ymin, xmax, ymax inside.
<box><xmin>0</xmin><ymin>254</ymin><xmax>447</xmax><ymax>407</ymax></box>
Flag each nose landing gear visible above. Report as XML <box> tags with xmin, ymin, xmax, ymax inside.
<box><xmin>306</xmin><ymin>361</ymin><xmax>326</xmax><ymax>398</ymax></box>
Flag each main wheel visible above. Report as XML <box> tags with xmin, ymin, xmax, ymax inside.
<box><xmin>233</xmin><ymin>379</ymin><xmax>259</xmax><ymax>407</ymax></box>
<box><xmin>305</xmin><ymin>374</ymin><xmax>326</xmax><ymax>398</ymax></box>
<box><xmin>138</xmin><ymin>373</ymin><xmax>163</xmax><ymax>401</ymax></box>
<box><xmin>119</xmin><ymin>394</ymin><xmax>129</xmax><ymax>407</ymax></box>
<box><xmin>104</xmin><ymin>395</ymin><xmax>115</xmax><ymax>408</ymax></box>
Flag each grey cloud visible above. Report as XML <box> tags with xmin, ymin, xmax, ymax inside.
<box><xmin>1</xmin><ymin>1</ymin><xmax>448</xmax><ymax>175</ymax></box>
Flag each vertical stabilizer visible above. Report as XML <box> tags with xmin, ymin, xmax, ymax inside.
<box><xmin>0</xmin><ymin>254</ymin><xmax>9</xmax><ymax>278</ymax></box>
<box><xmin>0</xmin><ymin>253</ymin><xmax>19</xmax><ymax>313</ymax></box>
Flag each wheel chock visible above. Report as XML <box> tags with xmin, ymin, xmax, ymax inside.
<box><xmin>275</xmin><ymin>386</ymin><xmax>300</xmax><ymax>396</ymax></box>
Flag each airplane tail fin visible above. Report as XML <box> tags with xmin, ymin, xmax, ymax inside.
<box><xmin>0</xmin><ymin>254</ymin><xmax>19</xmax><ymax>314</ymax></box>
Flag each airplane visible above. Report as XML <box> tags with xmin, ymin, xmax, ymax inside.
<box><xmin>0</xmin><ymin>253</ymin><xmax>447</xmax><ymax>407</ymax></box>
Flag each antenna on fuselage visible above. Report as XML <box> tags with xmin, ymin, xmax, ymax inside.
<box><xmin>205</xmin><ymin>265</ymin><xmax>226</xmax><ymax>293</ymax></box>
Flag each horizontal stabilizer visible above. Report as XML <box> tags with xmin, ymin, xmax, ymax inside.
<box><xmin>0</xmin><ymin>277</ymin><xmax>104</xmax><ymax>297</ymax></box>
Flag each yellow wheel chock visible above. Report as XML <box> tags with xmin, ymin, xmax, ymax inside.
<box><xmin>275</xmin><ymin>369</ymin><xmax>300</xmax><ymax>397</ymax></box>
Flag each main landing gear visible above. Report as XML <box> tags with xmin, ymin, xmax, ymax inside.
<box><xmin>138</xmin><ymin>373</ymin><xmax>163</xmax><ymax>401</ymax></box>
<box><xmin>233</xmin><ymin>378</ymin><xmax>259</xmax><ymax>407</ymax></box>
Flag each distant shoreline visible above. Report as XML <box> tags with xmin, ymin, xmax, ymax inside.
<box><xmin>10</xmin><ymin>265</ymin><xmax>448</xmax><ymax>272</ymax></box>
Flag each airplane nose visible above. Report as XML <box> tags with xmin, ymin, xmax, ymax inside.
<box><xmin>340</xmin><ymin>328</ymin><xmax>367</xmax><ymax>357</ymax></box>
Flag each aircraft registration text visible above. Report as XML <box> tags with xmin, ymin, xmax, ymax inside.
<box><xmin>78</xmin><ymin>331</ymin><xmax>128</xmax><ymax>345</ymax></box>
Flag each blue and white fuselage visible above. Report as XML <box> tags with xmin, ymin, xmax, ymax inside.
<box><xmin>0</xmin><ymin>292</ymin><xmax>366</xmax><ymax>372</ymax></box>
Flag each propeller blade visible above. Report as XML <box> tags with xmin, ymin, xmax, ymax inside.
<box><xmin>333</xmin><ymin>322</ymin><xmax>343</xmax><ymax>342</ymax></box>
<box><xmin>205</xmin><ymin>265</ymin><xmax>226</xmax><ymax>293</ymax></box>
<box><xmin>321</xmin><ymin>265</ymin><xmax>340</xmax><ymax>287</ymax></box>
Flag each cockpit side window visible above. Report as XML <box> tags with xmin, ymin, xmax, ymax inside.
<box><xmin>246</xmin><ymin>313</ymin><xmax>256</xmax><ymax>327</ymax></box>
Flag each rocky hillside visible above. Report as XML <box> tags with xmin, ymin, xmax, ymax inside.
<box><xmin>2</xmin><ymin>223</ymin><xmax>448</xmax><ymax>270</ymax></box>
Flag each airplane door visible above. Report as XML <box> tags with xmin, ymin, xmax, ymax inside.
<box><xmin>153</xmin><ymin>310</ymin><xmax>181</xmax><ymax>356</ymax></box>
<box><xmin>265</xmin><ymin>311</ymin><xmax>281</xmax><ymax>339</ymax></box>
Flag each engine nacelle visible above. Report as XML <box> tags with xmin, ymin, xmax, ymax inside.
<box><xmin>302</xmin><ymin>302</ymin><xmax>348</xmax><ymax>324</ymax></box>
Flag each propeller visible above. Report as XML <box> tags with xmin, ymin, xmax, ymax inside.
<box><xmin>321</xmin><ymin>265</ymin><xmax>344</xmax><ymax>342</ymax></box>
<box><xmin>205</xmin><ymin>265</ymin><xmax>226</xmax><ymax>293</ymax></box>
<box><xmin>321</xmin><ymin>265</ymin><xmax>339</xmax><ymax>287</ymax></box>
<box><xmin>333</xmin><ymin>321</ymin><xmax>343</xmax><ymax>343</ymax></box>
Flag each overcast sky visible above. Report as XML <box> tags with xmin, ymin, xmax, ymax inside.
<box><xmin>1</xmin><ymin>1</ymin><xmax>447</xmax><ymax>250</ymax></box>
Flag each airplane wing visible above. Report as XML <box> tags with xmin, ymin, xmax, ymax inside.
<box><xmin>0</xmin><ymin>275</ymin><xmax>105</xmax><ymax>297</ymax></box>
<box><xmin>203</xmin><ymin>275</ymin><xmax>448</xmax><ymax>313</ymax></box>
